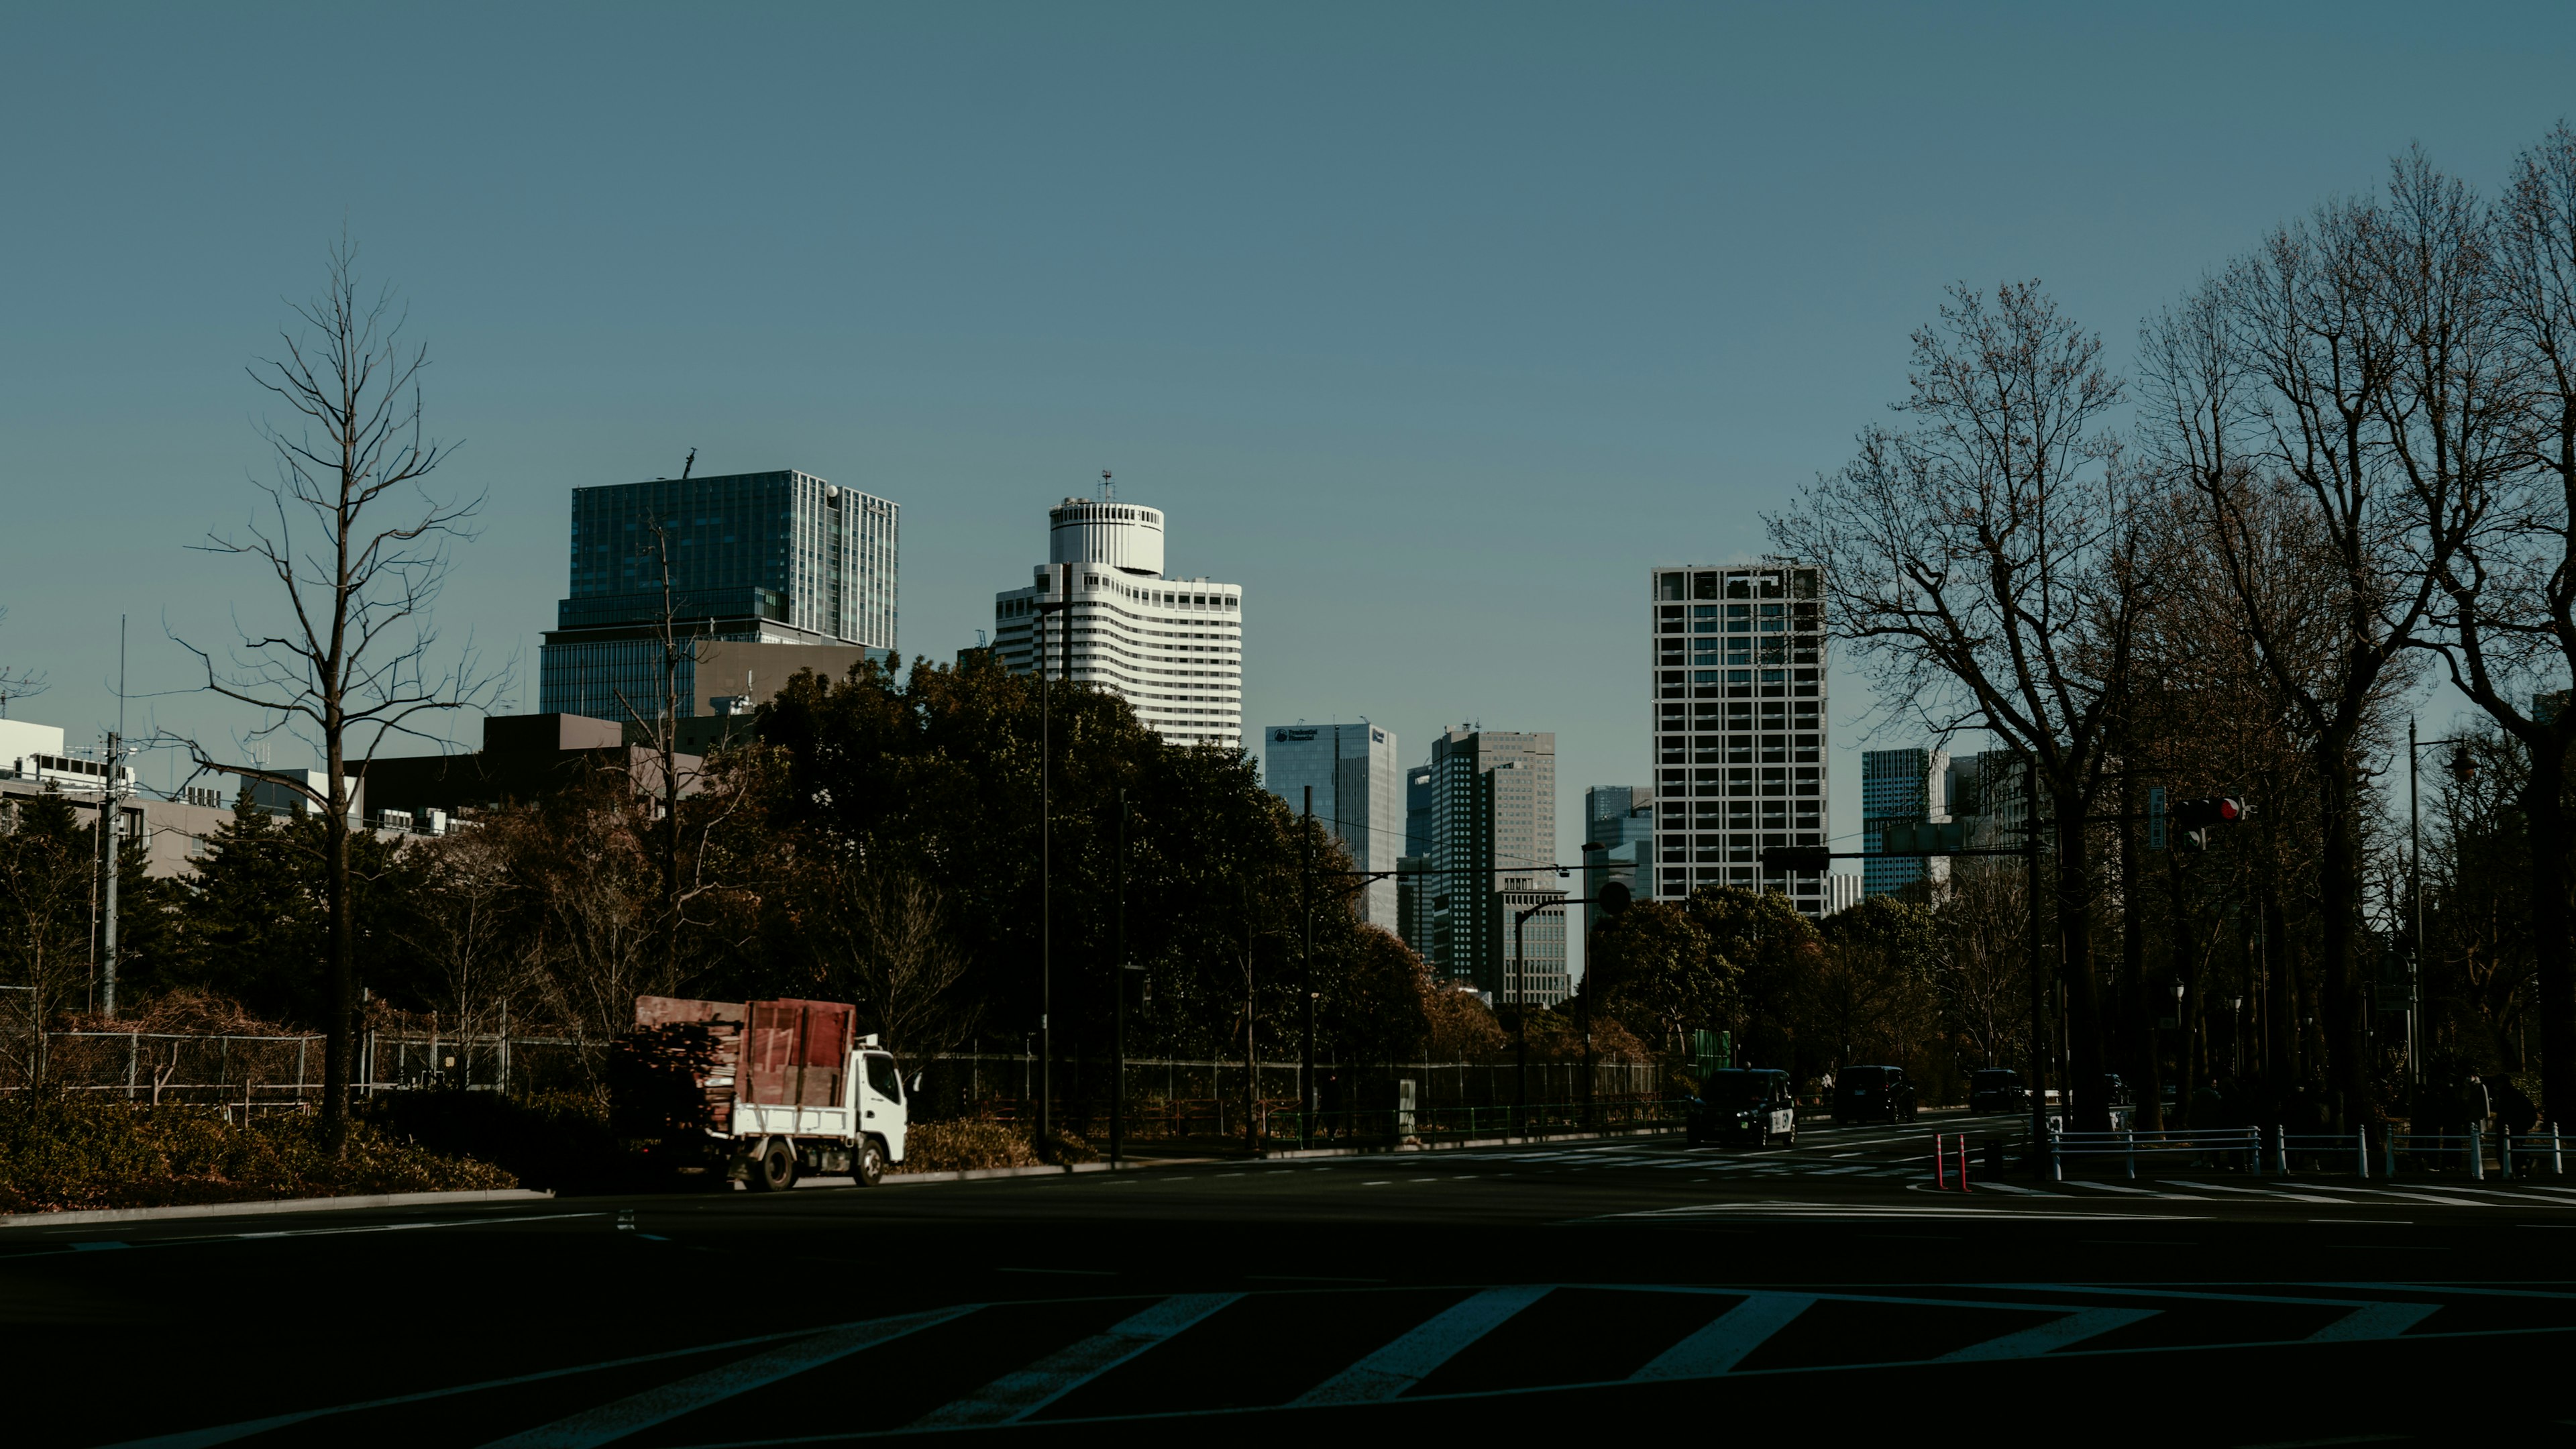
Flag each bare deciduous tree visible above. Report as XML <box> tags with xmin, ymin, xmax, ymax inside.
<box><xmin>1774</xmin><ymin>280</ymin><xmax>2145</xmax><ymax>1128</ymax></box>
<box><xmin>2431</xmin><ymin>123</ymin><xmax>2576</xmax><ymax>1120</ymax></box>
<box><xmin>2141</xmin><ymin>160</ymin><xmax>2483</xmax><ymax>1124</ymax></box>
<box><xmin>172</xmin><ymin>238</ymin><xmax>500</xmax><ymax>1149</ymax></box>
<box><xmin>806</xmin><ymin>855</ymin><xmax>975</xmax><ymax>1064</ymax></box>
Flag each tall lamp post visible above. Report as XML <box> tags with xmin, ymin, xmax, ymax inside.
<box><xmin>2406</xmin><ymin>719</ymin><xmax>2476</xmax><ymax>1090</ymax></box>
<box><xmin>1032</xmin><ymin>561</ymin><xmax>1072</xmax><ymax>1151</ymax></box>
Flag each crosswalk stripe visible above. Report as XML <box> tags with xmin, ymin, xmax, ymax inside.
<box><xmin>2308</xmin><ymin>1301</ymin><xmax>2441</xmax><ymax>1341</ymax></box>
<box><xmin>1293</xmin><ymin>1286</ymin><xmax>1553</xmax><ymax>1405</ymax></box>
<box><xmin>1937</xmin><ymin>1307</ymin><xmax>2158</xmax><ymax>1360</ymax></box>
<box><xmin>1629</xmin><ymin>1293</ymin><xmax>1815</xmax><ymax>1379</ymax></box>
<box><xmin>910</xmin><ymin>1294</ymin><xmax>1241</xmax><ymax>1428</ymax></box>
<box><xmin>484</xmin><ymin>1306</ymin><xmax>977</xmax><ymax>1449</ymax></box>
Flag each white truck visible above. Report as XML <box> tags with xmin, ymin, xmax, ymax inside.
<box><xmin>632</xmin><ymin>995</ymin><xmax>912</xmax><ymax>1189</ymax></box>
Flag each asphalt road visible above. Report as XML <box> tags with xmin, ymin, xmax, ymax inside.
<box><xmin>11</xmin><ymin>1112</ymin><xmax>2576</xmax><ymax>1447</ymax></box>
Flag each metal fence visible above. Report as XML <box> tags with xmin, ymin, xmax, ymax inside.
<box><xmin>911</xmin><ymin>1053</ymin><xmax>1668</xmax><ymax>1143</ymax></box>
<box><xmin>17</xmin><ymin>1028</ymin><xmax>605</xmax><ymax>1109</ymax></box>
<box><xmin>9</xmin><ymin>1033</ymin><xmax>1667</xmax><ymax>1134</ymax></box>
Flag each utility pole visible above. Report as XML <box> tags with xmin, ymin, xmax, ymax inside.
<box><xmin>2026</xmin><ymin>753</ymin><xmax>2047</xmax><ymax>1165</ymax></box>
<box><xmin>1112</xmin><ymin>788</ymin><xmax>1126</xmax><ymax>1169</ymax></box>
<box><xmin>100</xmin><ymin>619</ymin><xmax>127</xmax><ymax>1019</ymax></box>
<box><xmin>1301</xmin><ymin>786</ymin><xmax>1315</xmax><ymax>1150</ymax></box>
<box><xmin>2408</xmin><ymin>716</ymin><xmax>2424</xmax><ymax>1091</ymax></box>
<box><xmin>98</xmin><ymin>730</ymin><xmax>121</xmax><ymax>1018</ymax></box>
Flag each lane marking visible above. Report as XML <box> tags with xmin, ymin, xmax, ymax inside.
<box><xmin>1629</xmin><ymin>1293</ymin><xmax>1815</xmax><ymax>1379</ymax></box>
<box><xmin>1293</xmin><ymin>1285</ymin><xmax>1553</xmax><ymax>1405</ymax></box>
<box><xmin>487</xmin><ymin>1307</ymin><xmax>977</xmax><ymax>1448</ymax></box>
<box><xmin>2307</xmin><ymin>1302</ymin><xmax>2441</xmax><ymax>1342</ymax></box>
<box><xmin>1937</xmin><ymin>1307</ymin><xmax>2158</xmax><ymax>1360</ymax></box>
<box><xmin>912</xmin><ymin>1293</ymin><xmax>1242</xmax><ymax>1428</ymax></box>
<box><xmin>105</xmin><ymin>1318</ymin><xmax>936</xmax><ymax>1449</ymax></box>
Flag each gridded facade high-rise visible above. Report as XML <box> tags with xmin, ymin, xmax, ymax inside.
<box><xmin>1648</xmin><ymin>562</ymin><xmax>1830</xmax><ymax>916</ymax></box>
<box><xmin>1427</xmin><ymin>728</ymin><xmax>1564</xmax><ymax>1005</ymax></box>
<box><xmin>994</xmin><ymin>497</ymin><xmax>1244</xmax><ymax>749</ymax></box>
<box><xmin>539</xmin><ymin>470</ymin><xmax>898</xmax><ymax>722</ymax></box>
<box><xmin>1862</xmin><ymin>747</ymin><xmax>1950</xmax><ymax>897</ymax></box>
<box><xmin>1262</xmin><ymin>722</ymin><xmax>1402</xmax><ymax>928</ymax></box>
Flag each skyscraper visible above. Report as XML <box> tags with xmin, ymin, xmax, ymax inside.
<box><xmin>1862</xmin><ymin>747</ymin><xmax>1951</xmax><ymax>897</ymax></box>
<box><xmin>1262</xmin><ymin>722</ymin><xmax>1402</xmax><ymax>928</ymax></box>
<box><xmin>539</xmin><ymin>470</ymin><xmax>898</xmax><ymax>722</ymax></box>
<box><xmin>1647</xmin><ymin>561</ymin><xmax>1830</xmax><ymax>916</ymax></box>
<box><xmin>1397</xmin><ymin>762</ymin><xmax>1436</xmax><ymax>957</ymax></box>
<box><xmin>1583</xmin><ymin>785</ymin><xmax>1654</xmax><ymax>939</ymax></box>
<box><xmin>993</xmin><ymin>494</ymin><xmax>1244</xmax><ymax>749</ymax></box>
<box><xmin>1428</xmin><ymin>727</ymin><xmax>1563</xmax><ymax>1005</ymax></box>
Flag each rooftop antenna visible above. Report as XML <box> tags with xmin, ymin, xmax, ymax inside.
<box><xmin>1099</xmin><ymin>469</ymin><xmax>1114</xmax><ymax>502</ymax></box>
<box><xmin>682</xmin><ymin>447</ymin><xmax>696</xmax><ymax>480</ymax></box>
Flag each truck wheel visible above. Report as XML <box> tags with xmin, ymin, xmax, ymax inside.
<box><xmin>749</xmin><ymin>1138</ymin><xmax>797</xmax><ymax>1193</ymax></box>
<box><xmin>854</xmin><ymin>1138</ymin><xmax>886</xmax><ymax>1188</ymax></box>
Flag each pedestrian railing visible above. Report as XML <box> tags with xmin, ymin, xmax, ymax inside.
<box><xmin>2045</xmin><ymin>1127</ymin><xmax>2263</xmax><ymax>1181</ymax></box>
<box><xmin>1269</xmin><ymin>1096</ymin><xmax>1688</xmax><ymax>1148</ymax></box>
<box><xmin>2369</xmin><ymin>1124</ymin><xmax>2566</xmax><ymax>1182</ymax></box>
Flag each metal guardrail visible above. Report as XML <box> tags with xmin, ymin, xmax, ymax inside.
<box><xmin>2041</xmin><ymin>1123</ymin><xmax>2571</xmax><ymax>1183</ymax></box>
<box><xmin>2046</xmin><ymin>1128</ymin><xmax>2264</xmax><ymax>1181</ymax></box>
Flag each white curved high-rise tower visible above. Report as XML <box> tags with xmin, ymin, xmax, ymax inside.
<box><xmin>993</xmin><ymin>496</ymin><xmax>1243</xmax><ymax>749</ymax></box>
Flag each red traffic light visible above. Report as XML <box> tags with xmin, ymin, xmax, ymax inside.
<box><xmin>2173</xmin><ymin>798</ymin><xmax>2247</xmax><ymax>832</ymax></box>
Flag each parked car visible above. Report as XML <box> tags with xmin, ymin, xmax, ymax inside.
<box><xmin>1833</xmin><ymin>1065</ymin><xmax>1918</xmax><ymax>1125</ymax></box>
<box><xmin>1687</xmin><ymin>1069</ymin><xmax>1798</xmax><ymax>1148</ymax></box>
<box><xmin>1968</xmin><ymin>1068</ymin><xmax>2028</xmax><ymax>1116</ymax></box>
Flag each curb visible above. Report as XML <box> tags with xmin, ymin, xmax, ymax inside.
<box><xmin>0</xmin><ymin>1188</ymin><xmax>555</xmax><ymax>1230</ymax></box>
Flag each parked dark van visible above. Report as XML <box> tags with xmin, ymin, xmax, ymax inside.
<box><xmin>1833</xmin><ymin>1065</ymin><xmax>1918</xmax><ymax>1125</ymax></box>
<box><xmin>1968</xmin><ymin>1068</ymin><xmax>2028</xmax><ymax>1116</ymax></box>
<box><xmin>1686</xmin><ymin>1069</ymin><xmax>1798</xmax><ymax>1148</ymax></box>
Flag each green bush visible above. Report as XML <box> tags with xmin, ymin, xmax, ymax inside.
<box><xmin>0</xmin><ymin>1091</ymin><xmax>515</xmax><ymax>1214</ymax></box>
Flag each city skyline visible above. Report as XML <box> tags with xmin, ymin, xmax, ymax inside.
<box><xmin>4</xmin><ymin>5</ymin><xmax>2551</xmax><ymax>919</ymax></box>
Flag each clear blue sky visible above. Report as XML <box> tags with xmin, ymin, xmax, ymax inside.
<box><xmin>4</xmin><ymin>5</ymin><xmax>2570</xmax><ymax>937</ymax></box>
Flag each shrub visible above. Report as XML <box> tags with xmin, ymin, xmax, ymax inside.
<box><xmin>899</xmin><ymin>1118</ymin><xmax>1044</xmax><ymax>1173</ymax></box>
<box><xmin>0</xmin><ymin>1090</ymin><xmax>514</xmax><ymax>1214</ymax></box>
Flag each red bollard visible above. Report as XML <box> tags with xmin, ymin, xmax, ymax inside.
<box><xmin>1957</xmin><ymin>1134</ymin><xmax>1971</xmax><ymax>1193</ymax></box>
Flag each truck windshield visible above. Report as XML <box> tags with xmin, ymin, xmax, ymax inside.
<box><xmin>865</xmin><ymin>1053</ymin><xmax>903</xmax><ymax>1102</ymax></box>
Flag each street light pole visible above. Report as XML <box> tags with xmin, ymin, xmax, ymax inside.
<box><xmin>1513</xmin><ymin>905</ymin><xmax>1529</xmax><ymax>1129</ymax></box>
<box><xmin>1112</xmin><ymin>786</ymin><xmax>1126</xmax><ymax>1169</ymax></box>
<box><xmin>1035</xmin><ymin>561</ymin><xmax>1070</xmax><ymax>1152</ymax></box>
<box><xmin>1301</xmin><ymin>786</ymin><xmax>1315</xmax><ymax>1150</ymax></box>
<box><xmin>2026</xmin><ymin>753</ymin><xmax>2048</xmax><ymax>1163</ymax></box>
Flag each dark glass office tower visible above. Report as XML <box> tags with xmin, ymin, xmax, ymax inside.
<box><xmin>538</xmin><ymin>470</ymin><xmax>898</xmax><ymax>722</ymax></box>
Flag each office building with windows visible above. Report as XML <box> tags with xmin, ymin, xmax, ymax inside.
<box><xmin>1426</xmin><ymin>727</ymin><xmax>1563</xmax><ymax>1005</ymax></box>
<box><xmin>993</xmin><ymin>496</ymin><xmax>1243</xmax><ymax>749</ymax></box>
<box><xmin>1584</xmin><ymin>785</ymin><xmax>1654</xmax><ymax>940</ymax></box>
<box><xmin>1397</xmin><ymin>763</ymin><xmax>1436</xmax><ymax>956</ymax></box>
<box><xmin>1647</xmin><ymin>561</ymin><xmax>1830</xmax><ymax>916</ymax></box>
<box><xmin>539</xmin><ymin>470</ymin><xmax>898</xmax><ymax>723</ymax></box>
<box><xmin>1862</xmin><ymin>747</ymin><xmax>1951</xmax><ymax>898</ymax></box>
<box><xmin>1263</xmin><ymin>722</ymin><xmax>1402</xmax><ymax>928</ymax></box>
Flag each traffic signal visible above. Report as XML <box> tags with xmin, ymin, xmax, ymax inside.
<box><xmin>1879</xmin><ymin>821</ymin><xmax>1970</xmax><ymax>855</ymax></box>
<box><xmin>1595</xmin><ymin>880</ymin><xmax>1631</xmax><ymax>917</ymax></box>
<box><xmin>2171</xmin><ymin>798</ymin><xmax>2247</xmax><ymax>851</ymax></box>
<box><xmin>1760</xmin><ymin>845</ymin><xmax>1832</xmax><ymax>873</ymax></box>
